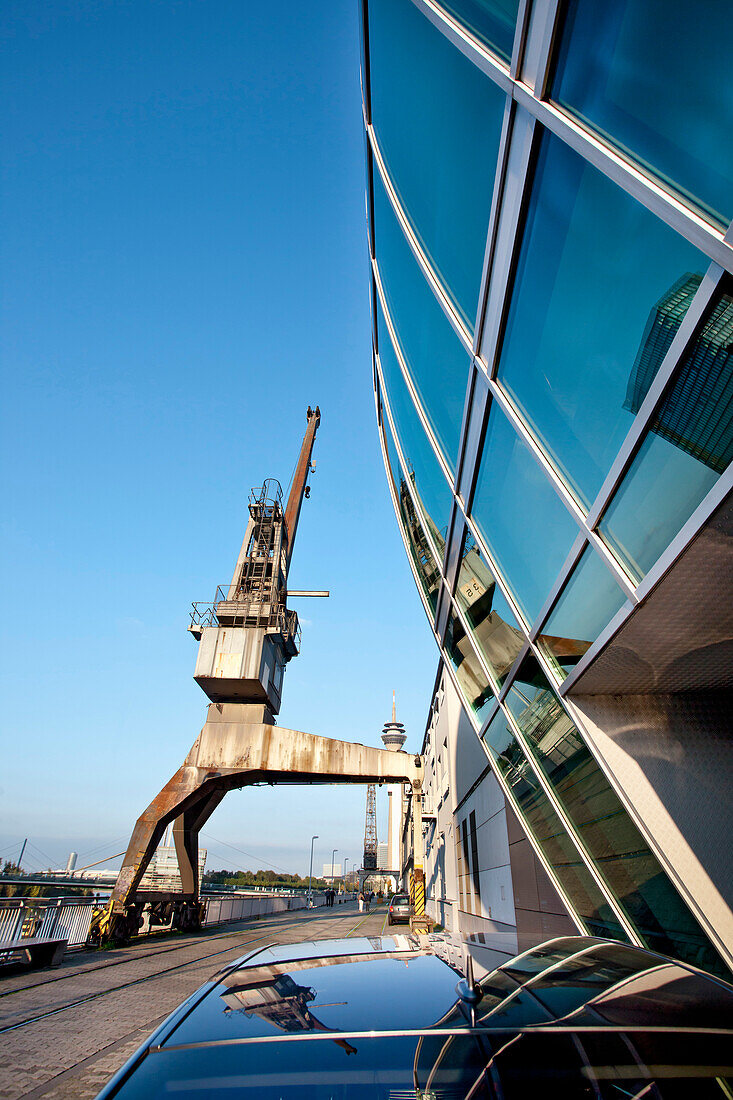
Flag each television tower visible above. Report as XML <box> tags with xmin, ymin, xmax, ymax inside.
<box><xmin>381</xmin><ymin>692</ymin><xmax>407</xmax><ymax>881</ymax></box>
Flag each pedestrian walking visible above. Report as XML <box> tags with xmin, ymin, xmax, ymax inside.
<box><xmin>358</xmin><ymin>890</ymin><xmax>364</xmax><ymax>912</ymax></box>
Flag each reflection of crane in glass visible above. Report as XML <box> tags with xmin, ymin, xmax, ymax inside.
<box><xmin>220</xmin><ymin>964</ymin><xmax>361</xmax><ymax>1055</ymax></box>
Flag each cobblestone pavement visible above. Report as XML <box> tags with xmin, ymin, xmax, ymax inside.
<box><xmin>0</xmin><ymin>901</ymin><xmax>390</xmax><ymax>1100</ymax></box>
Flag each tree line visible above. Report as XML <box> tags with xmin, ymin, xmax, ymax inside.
<box><xmin>204</xmin><ymin>868</ymin><xmax>333</xmax><ymax>890</ymax></box>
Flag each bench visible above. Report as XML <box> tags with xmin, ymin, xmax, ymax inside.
<box><xmin>0</xmin><ymin>936</ymin><xmax>68</xmax><ymax>968</ymax></box>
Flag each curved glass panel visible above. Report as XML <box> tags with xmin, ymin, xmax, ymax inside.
<box><xmin>482</xmin><ymin>708</ymin><xmax>626</xmax><ymax>938</ymax></box>
<box><xmin>506</xmin><ymin>656</ymin><xmax>729</xmax><ymax>978</ymax></box>
<box><xmin>472</xmin><ymin>402</ymin><xmax>578</xmax><ymax>624</ymax></box>
<box><xmin>456</xmin><ymin>530</ymin><xmax>525</xmax><ymax>687</ymax></box>
<box><xmin>376</xmin><ymin>299</ymin><xmax>453</xmax><ymax>545</ymax></box>
<box><xmin>368</xmin><ymin>0</ymin><xmax>505</xmax><ymax>329</ymax></box>
<box><xmin>538</xmin><ymin>545</ymin><xmax>628</xmax><ymax>680</ymax></box>
<box><xmin>438</xmin><ymin>0</ymin><xmax>519</xmax><ymax>61</ymax></box>
<box><xmin>445</xmin><ymin>605</ymin><xmax>495</xmax><ymax>724</ymax></box>
<box><xmin>599</xmin><ymin>288</ymin><xmax>733</xmax><ymax>580</ymax></box>
<box><xmin>498</xmin><ymin>130</ymin><xmax>706</xmax><ymax>507</ymax></box>
<box><xmin>382</xmin><ymin>413</ymin><xmax>441</xmax><ymax>618</ymax></box>
<box><xmin>373</xmin><ymin>172</ymin><xmax>471</xmax><ymax>473</ymax></box>
<box><xmin>552</xmin><ymin>0</ymin><xmax>733</xmax><ymax>226</ymax></box>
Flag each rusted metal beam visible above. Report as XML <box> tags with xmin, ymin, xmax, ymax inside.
<box><xmin>284</xmin><ymin>405</ymin><xmax>320</xmax><ymax>564</ymax></box>
<box><xmin>111</xmin><ymin>706</ymin><xmax>422</xmax><ymax>915</ymax></box>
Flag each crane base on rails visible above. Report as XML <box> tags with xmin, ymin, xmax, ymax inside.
<box><xmin>91</xmin><ymin>407</ymin><xmax>426</xmax><ymax>945</ymax></box>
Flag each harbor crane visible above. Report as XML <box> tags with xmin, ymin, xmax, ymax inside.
<box><xmin>93</xmin><ymin>407</ymin><xmax>426</xmax><ymax>943</ymax></box>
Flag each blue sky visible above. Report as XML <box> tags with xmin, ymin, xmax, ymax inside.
<box><xmin>0</xmin><ymin>0</ymin><xmax>437</xmax><ymax>878</ymax></box>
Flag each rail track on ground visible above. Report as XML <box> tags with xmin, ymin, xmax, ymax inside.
<box><xmin>0</xmin><ymin>906</ymin><xmax>376</xmax><ymax>1037</ymax></box>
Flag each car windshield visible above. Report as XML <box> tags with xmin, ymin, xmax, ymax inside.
<box><xmin>391</xmin><ymin>896</ymin><xmax>408</xmax><ymax>903</ymax></box>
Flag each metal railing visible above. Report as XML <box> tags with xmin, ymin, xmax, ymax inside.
<box><xmin>190</xmin><ymin>591</ymin><xmax>301</xmax><ymax>651</ymax></box>
<box><xmin>0</xmin><ymin>890</ymin><xmax>330</xmax><ymax>953</ymax></box>
<box><xmin>0</xmin><ymin>897</ymin><xmax>96</xmax><ymax>950</ymax></box>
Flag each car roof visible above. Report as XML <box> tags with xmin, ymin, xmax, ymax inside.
<box><xmin>99</xmin><ymin>934</ymin><xmax>733</xmax><ymax>1099</ymax></box>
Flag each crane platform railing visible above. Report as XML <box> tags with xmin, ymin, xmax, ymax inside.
<box><xmin>189</xmin><ymin>592</ymin><xmax>301</xmax><ymax>650</ymax></box>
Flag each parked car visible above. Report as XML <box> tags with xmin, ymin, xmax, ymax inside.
<box><xmin>96</xmin><ymin>933</ymin><xmax>733</xmax><ymax>1098</ymax></box>
<box><xmin>387</xmin><ymin>893</ymin><xmax>410</xmax><ymax>925</ymax></box>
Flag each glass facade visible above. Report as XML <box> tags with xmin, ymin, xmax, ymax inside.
<box><xmin>368</xmin><ymin>0</ymin><xmax>506</xmax><ymax>329</ymax></box>
<box><xmin>538</xmin><ymin>545</ymin><xmax>627</xmax><ymax>680</ymax></box>
<box><xmin>376</xmin><ymin>299</ymin><xmax>453</xmax><ymax>542</ymax></box>
<box><xmin>364</xmin><ymin>0</ymin><xmax>732</xmax><ymax>980</ymax></box>
<box><xmin>506</xmin><ymin>657</ymin><xmax>723</xmax><ymax>973</ymax></box>
<box><xmin>439</xmin><ymin>0</ymin><xmax>520</xmax><ymax>62</ymax></box>
<box><xmin>497</xmin><ymin>130</ymin><xmax>706</xmax><ymax>507</ymax></box>
<box><xmin>599</xmin><ymin>287</ymin><xmax>733</xmax><ymax>580</ymax></box>
<box><xmin>455</xmin><ymin>530</ymin><xmax>524</xmax><ymax>687</ymax></box>
<box><xmin>373</xmin><ymin>170</ymin><xmax>471</xmax><ymax>472</ymax></box>
<box><xmin>472</xmin><ymin>401</ymin><xmax>577</xmax><ymax>624</ymax></box>
<box><xmin>551</xmin><ymin>0</ymin><xmax>733</xmax><ymax>227</ymax></box>
<box><xmin>381</xmin><ymin>408</ymin><xmax>442</xmax><ymax>618</ymax></box>
<box><xmin>482</xmin><ymin>707</ymin><xmax>626</xmax><ymax>939</ymax></box>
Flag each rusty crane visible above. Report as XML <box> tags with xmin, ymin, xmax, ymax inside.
<box><xmin>92</xmin><ymin>407</ymin><xmax>425</xmax><ymax>943</ymax></box>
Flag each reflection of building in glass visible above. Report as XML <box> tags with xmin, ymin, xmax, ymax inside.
<box><xmin>625</xmin><ymin>275</ymin><xmax>733</xmax><ymax>473</ymax></box>
<box><xmin>363</xmin><ymin>0</ymin><xmax>733</xmax><ymax>980</ymax></box>
<box><xmin>456</xmin><ymin>534</ymin><xmax>528</xmax><ymax>685</ymax></box>
<box><xmin>398</xmin><ymin>475</ymin><xmax>441</xmax><ymax>610</ymax></box>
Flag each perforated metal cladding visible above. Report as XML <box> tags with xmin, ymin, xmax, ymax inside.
<box><xmin>571</xmin><ymin>494</ymin><xmax>733</xmax><ymax>694</ymax></box>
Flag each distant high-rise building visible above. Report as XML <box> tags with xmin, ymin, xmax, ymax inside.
<box><xmin>140</xmin><ymin>845</ymin><xmax>207</xmax><ymax>893</ymax></box>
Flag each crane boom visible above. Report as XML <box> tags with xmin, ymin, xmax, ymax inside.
<box><xmin>284</xmin><ymin>405</ymin><xmax>320</xmax><ymax>565</ymax></box>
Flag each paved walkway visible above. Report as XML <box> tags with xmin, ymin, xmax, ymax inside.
<box><xmin>0</xmin><ymin>900</ymin><xmax>391</xmax><ymax>1100</ymax></box>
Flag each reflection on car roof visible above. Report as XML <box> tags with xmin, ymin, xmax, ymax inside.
<box><xmin>98</xmin><ymin>934</ymin><xmax>733</xmax><ymax>1100</ymax></box>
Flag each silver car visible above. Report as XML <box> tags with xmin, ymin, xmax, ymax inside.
<box><xmin>387</xmin><ymin>893</ymin><xmax>410</xmax><ymax>924</ymax></box>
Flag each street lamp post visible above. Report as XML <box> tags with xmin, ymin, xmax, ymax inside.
<box><xmin>343</xmin><ymin>857</ymin><xmax>349</xmax><ymax>894</ymax></box>
<box><xmin>308</xmin><ymin>835</ymin><xmax>318</xmax><ymax>908</ymax></box>
<box><xmin>331</xmin><ymin>848</ymin><xmax>338</xmax><ymax>893</ymax></box>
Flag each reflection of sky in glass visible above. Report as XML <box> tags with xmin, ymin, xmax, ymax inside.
<box><xmin>539</xmin><ymin>545</ymin><xmax>627</xmax><ymax>679</ymax></box>
<box><xmin>437</xmin><ymin>0</ymin><xmax>519</xmax><ymax>61</ymax></box>
<box><xmin>373</xmin><ymin>171</ymin><xmax>470</xmax><ymax>473</ymax></box>
<box><xmin>552</xmin><ymin>0</ymin><xmax>733</xmax><ymax>225</ymax></box>
<box><xmin>498</xmin><ymin>130</ymin><xmax>704</xmax><ymax>507</ymax></box>
<box><xmin>376</xmin><ymin>298</ymin><xmax>453</xmax><ymax>544</ymax></box>
<box><xmin>368</xmin><ymin>0</ymin><xmax>505</xmax><ymax>329</ymax></box>
<box><xmin>599</xmin><ymin>430</ymin><xmax>719</xmax><ymax>582</ymax></box>
<box><xmin>472</xmin><ymin>403</ymin><xmax>578</xmax><ymax>624</ymax></box>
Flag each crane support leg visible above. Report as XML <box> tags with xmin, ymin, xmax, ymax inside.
<box><xmin>97</xmin><ymin>704</ymin><xmax>423</xmax><ymax>943</ymax></box>
<box><xmin>173</xmin><ymin>788</ymin><xmax>227</xmax><ymax>896</ymax></box>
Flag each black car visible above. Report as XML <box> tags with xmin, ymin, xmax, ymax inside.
<box><xmin>96</xmin><ymin>933</ymin><xmax>733</xmax><ymax>1098</ymax></box>
<box><xmin>387</xmin><ymin>893</ymin><xmax>410</xmax><ymax>924</ymax></box>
